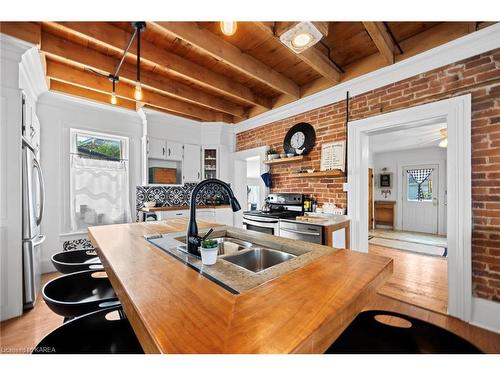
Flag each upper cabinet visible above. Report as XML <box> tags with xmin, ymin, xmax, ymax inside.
<box><xmin>183</xmin><ymin>144</ymin><xmax>201</xmax><ymax>183</ymax></box>
<box><xmin>202</xmin><ymin>147</ymin><xmax>218</xmax><ymax>180</ymax></box>
<box><xmin>147</xmin><ymin>138</ymin><xmax>183</xmax><ymax>161</ymax></box>
<box><xmin>166</xmin><ymin>141</ymin><xmax>183</xmax><ymax>161</ymax></box>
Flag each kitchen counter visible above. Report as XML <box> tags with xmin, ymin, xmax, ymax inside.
<box><xmin>140</xmin><ymin>204</ymin><xmax>230</xmax><ymax>212</ymax></box>
<box><xmin>88</xmin><ymin>218</ymin><xmax>392</xmax><ymax>353</ymax></box>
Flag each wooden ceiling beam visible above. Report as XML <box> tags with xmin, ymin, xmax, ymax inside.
<box><xmin>40</xmin><ymin>31</ymin><xmax>247</xmax><ymax>118</ymax></box>
<box><xmin>0</xmin><ymin>22</ymin><xmax>41</xmax><ymax>45</ymax></box>
<box><xmin>362</xmin><ymin>22</ymin><xmax>398</xmax><ymax>65</ymax></box>
<box><xmin>46</xmin><ymin>59</ymin><xmax>229</xmax><ymax>122</ymax></box>
<box><xmin>253</xmin><ymin>22</ymin><xmax>341</xmax><ymax>83</ymax></box>
<box><xmin>150</xmin><ymin>22</ymin><xmax>301</xmax><ymax>98</ymax></box>
<box><xmin>49</xmin><ymin>79</ymin><xmax>137</xmax><ymax>111</ymax></box>
<box><xmin>45</xmin><ymin>22</ymin><xmax>271</xmax><ymax>110</ymax></box>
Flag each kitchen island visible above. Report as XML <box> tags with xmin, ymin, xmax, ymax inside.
<box><xmin>88</xmin><ymin>218</ymin><xmax>392</xmax><ymax>354</ymax></box>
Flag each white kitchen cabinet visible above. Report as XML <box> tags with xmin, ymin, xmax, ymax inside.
<box><xmin>202</xmin><ymin>147</ymin><xmax>218</xmax><ymax>180</ymax></box>
<box><xmin>147</xmin><ymin>137</ymin><xmax>166</xmax><ymax>159</ymax></box>
<box><xmin>215</xmin><ymin>207</ymin><xmax>233</xmax><ymax>226</ymax></box>
<box><xmin>166</xmin><ymin>141</ymin><xmax>183</xmax><ymax>161</ymax></box>
<box><xmin>183</xmin><ymin>144</ymin><xmax>201</xmax><ymax>183</ymax></box>
<box><xmin>196</xmin><ymin>208</ymin><xmax>216</xmax><ymax>222</ymax></box>
<box><xmin>157</xmin><ymin>210</ymin><xmax>188</xmax><ymax>220</ymax></box>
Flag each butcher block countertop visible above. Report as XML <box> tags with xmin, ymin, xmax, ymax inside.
<box><xmin>88</xmin><ymin>218</ymin><xmax>392</xmax><ymax>354</ymax></box>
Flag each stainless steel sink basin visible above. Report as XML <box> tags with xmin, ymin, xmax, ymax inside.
<box><xmin>222</xmin><ymin>248</ymin><xmax>296</xmax><ymax>273</ymax></box>
<box><xmin>175</xmin><ymin>236</ymin><xmax>253</xmax><ymax>256</ymax></box>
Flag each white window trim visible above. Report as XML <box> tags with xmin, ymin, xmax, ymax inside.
<box><xmin>346</xmin><ymin>94</ymin><xmax>472</xmax><ymax>322</ymax></box>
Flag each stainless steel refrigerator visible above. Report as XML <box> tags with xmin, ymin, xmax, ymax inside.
<box><xmin>22</xmin><ymin>135</ymin><xmax>45</xmax><ymax>309</ymax></box>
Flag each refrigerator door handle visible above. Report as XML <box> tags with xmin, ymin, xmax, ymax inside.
<box><xmin>32</xmin><ymin>235</ymin><xmax>46</xmax><ymax>247</ymax></box>
<box><xmin>33</xmin><ymin>158</ymin><xmax>45</xmax><ymax>226</ymax></box>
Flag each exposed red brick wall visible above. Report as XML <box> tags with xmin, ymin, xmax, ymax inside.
<box><xmin>236</xmin><ymin>48</ymin><xmax>500</xmax><ymax>302</ymax></box>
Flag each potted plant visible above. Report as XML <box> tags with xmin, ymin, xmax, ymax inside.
<box><xmin>266</xmin><ymin>147</ymin><xmax>279</xmax><ymax>160</ymax></box>
<box><xmin>200</xmin><ymin>239</ymin><xmax>219</xmax><ymax>265</ymax></box>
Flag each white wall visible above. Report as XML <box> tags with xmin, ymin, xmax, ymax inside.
<box><xmin>37</xmin><ymin>93</ymin><xmax>143</xmax><ymax>272</ymax></box>
<box><xmin>372</xmin><ymin>146</ymin><xmax>447</xmax><ymax>234</ymax></box>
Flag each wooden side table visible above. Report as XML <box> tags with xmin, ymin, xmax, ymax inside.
<box><xmin>374</xmin><ymin>201</ymin><xmax>396</xmax><ymax>229</ymax></box>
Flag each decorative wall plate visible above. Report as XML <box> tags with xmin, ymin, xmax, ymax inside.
<box><xmin>283</xmin><ymin>122</ymin><xmax>316</xmax><ymax>155</ymax></box>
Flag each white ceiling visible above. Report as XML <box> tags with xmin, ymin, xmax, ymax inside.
<box><xmin>369</xmin><ymin>122</ymin><xmax>447</xmax><ymax>154</ymax></box>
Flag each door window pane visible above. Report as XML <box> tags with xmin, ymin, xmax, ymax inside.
<box><xmin>407</xmin><ymin>173</ymin><xmax>432</xmax><ymax>202</ymax></box>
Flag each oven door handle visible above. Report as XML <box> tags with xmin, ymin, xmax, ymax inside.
<box><xmin>279</xmin><ymin>227</ymin><xmax>321</xmax><ymax>236</ymax></box>
<box><xmin>243</xmin><ymin>217</ymin><xmax>279</xmax><ymax>224</ymax></box>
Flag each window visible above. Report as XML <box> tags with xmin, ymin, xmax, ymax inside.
<box><xmin>247</xmin><ymin>185</ymin><xmax>260</xmax><ymax>211</ymax></box>
<box><xmin>70</xmin><ymin>129</ymin><xmax>131</xmax><ymax>231</ymax></box>
<box><xmin>406</xmin><ymin>168</ymin><xmax>433</xmax><ymax>202</ymax></box>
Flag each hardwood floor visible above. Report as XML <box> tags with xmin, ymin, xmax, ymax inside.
<box><xmin>369</xmin><ymin>228</ymin><xmax>447</xmax><ymax>247</ymax></box>
<box><xmin>0</xmin><ymin>272</ymin><xmax>63</xmax><ymax>354</ymax></box>
<box><xmin>1</xmin><ymin>268</ymin><xmax>499</xmax><ymax>354</ymax></box>
<box><xmin>369</xmin><ymin>244</ymin><xmax>448</xmax><ymax>314</ymax></box>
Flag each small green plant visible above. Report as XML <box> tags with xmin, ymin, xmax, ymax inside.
<box><xmin>266</xmin><ymin>147</ymin><xmax>278</xmax><ymax>155</ymax></box>
<box><xmin>201</xmin><ymin>239</ymin><xmax>218</xmax><ymax>249</ymax></box>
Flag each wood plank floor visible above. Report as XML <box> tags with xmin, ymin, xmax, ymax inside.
<box><xmin>369</xmin><ymin>244</ymin><xmax>448</xmax><ymax>314</ymax></box>
<box><xmin>0</xmin><ymin>272</ymin><xmax>63</xmax><ymax>354</ymax></box>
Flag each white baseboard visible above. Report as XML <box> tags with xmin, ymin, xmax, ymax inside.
<box><xmin>470</xmin><ymin>297</ymin><xmax>500</xmax><ymax>334</ymax></box>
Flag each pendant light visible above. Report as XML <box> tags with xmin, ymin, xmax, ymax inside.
<box><xmin>109</xmin><ymin>75</ymin><xmax>118</xmax><ymax>105</ymax></box>
<box><xmin>220</xmin><ymin>21</ymin><xmax>237</xmax><ymax>36</ymax></box>
<box><xmin>133</xmin><ymin>22</ymin><xmax>146</xmax><ymax>101</ymax></box>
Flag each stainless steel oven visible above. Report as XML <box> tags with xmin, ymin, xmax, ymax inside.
<box><xmin>242</xmin><ymin>214</ymin><xmax>279</xmax><ymax>236</ymax></box>
<box><xmin>279</xmin><ymin>220</ymin><xmax>323</xmax><ymax>244</ymax></box>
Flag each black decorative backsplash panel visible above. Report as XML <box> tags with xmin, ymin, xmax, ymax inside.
<box><xmin>63</xmin><ymin>238</ymin><xmax>94</xmax><ymax>251</ymax></box>
<box><xmin>136</xmin><ymin>183</ymin><xmax>230</xmax><ymax>212</ymax></box>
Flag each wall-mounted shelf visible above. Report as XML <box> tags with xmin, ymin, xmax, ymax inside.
<box><xmin>263</xmin><ymin>155</ymin><xmax>306</xmax><ymax>165</ymax></box>
<box><xmin>289</xmin><ymin>170</ymin><xmax>345</xmax><ymax>178</ymax></box>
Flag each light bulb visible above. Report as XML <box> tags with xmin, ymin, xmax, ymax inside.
<box><xmin>438</xmin><ymin>138</ymin><xmax>448</xmax><ymax>148</ymax></box>
<box><xmin>292</xmin><ymin>32</ymin><xmax>313</xmax><ymax>48</ymax></box>
<box><xmin>220</xmin><ymin>21</ymin><xmax>237</xmax><ymax>36</ymax></box>
<box><xmin>110</xmin><ymin>92</ymin><xmax>117</xmax><ymax>105</ymax></box>
<box><xmin>134</xmin><ymin>81</ymin><xmax>142</xmax><ymax>101</ymax></box>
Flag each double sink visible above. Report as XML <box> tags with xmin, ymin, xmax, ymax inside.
<box><xmin>176</xmin><ymin>236</ymin><xmax>296</xmax><ymax>273</ymax></box>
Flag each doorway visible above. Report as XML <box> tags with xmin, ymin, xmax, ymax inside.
<box><xmin>231</xmin><ymin>146</ymin><xmax>269</xmax><ymax>228</ymax></box>
<box><xmin>347</xmin><ymin>95</ymin><xmax>472</xmax><ymax>321</ymax></box>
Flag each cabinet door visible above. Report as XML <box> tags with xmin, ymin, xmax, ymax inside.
<box><xmin>196</xmin><ymin>208</ymin><xmax>216</xmax><ymax>222</ymax></box>
<box><xmin>202</xmin><ymin>147</ymin><xmax>218</xmax><ymax>180</ymax></box>
<box><xmin>148</xmin><ymin>138</ymin><xmax>166</xmax><ymax>159</ymax></box>
<box><xmin>166</xmin><ymin>141</ymin><xmax>183</xmax><ymax>161</ymax></box>
<box><xmin>183</xmin><ymin>144</ymin><xmax>201</xmax><ymax>183</ymax></box>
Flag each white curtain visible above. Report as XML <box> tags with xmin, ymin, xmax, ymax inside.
<box><xmin>70</xmin><ymin>155</ymin><xmax>131</xmax><ymax>231</ymax></box>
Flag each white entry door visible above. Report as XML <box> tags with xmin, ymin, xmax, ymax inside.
<box><xmin>402</xmin><ymin>164</ymin><xmax>439</xmax><ymax>234</ymax></box>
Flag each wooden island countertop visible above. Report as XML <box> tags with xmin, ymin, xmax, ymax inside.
<box><xmin>88</xmin><ymin>218</ymin><xmax>392</xmax><ymax>354</ymax></box>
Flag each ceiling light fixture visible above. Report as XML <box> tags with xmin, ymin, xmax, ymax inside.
<box><xmin>438</xmin><ymin>128</ymin><xmax>448</xmax><ymax>148</ymax></box>
<box><xmin>220</xmin><ymin>21</ymin><xmax>237</xmax><ymax>36</ymax></box>
<box><xmin>280</xmin><ymin>22</ymin><xmax>324</xmax><ymax>53</ymax></box>
<box><xmin>133</xmin><ymin>22</ymin><xmax>146</xmax><ymax>101</ymax></box>
<box><xmin>108</xmin><ymin>75</ymin><xmax>119</xmax><ymax>105</ymax></box>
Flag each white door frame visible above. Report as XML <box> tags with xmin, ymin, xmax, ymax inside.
<box><xmin>346</xmin><ymin>94</ymin><xmax>472</xmax><ymax>321</ymax></box>
<box><xmin>231</xmin><ymin>146</ymin><xmax>269</xmax><ymax>227</ymax></box>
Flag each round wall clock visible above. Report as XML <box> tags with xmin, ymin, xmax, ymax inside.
<box><xmin>283</xmin><ymin>122</ymin><xmax>316</xmax><ymax>155</ymax></box>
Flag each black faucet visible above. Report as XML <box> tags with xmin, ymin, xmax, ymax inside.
<box><xmin>186</xmin><ymin>179</ymin><xmax>241</xmax><ymax>256</ymax></box>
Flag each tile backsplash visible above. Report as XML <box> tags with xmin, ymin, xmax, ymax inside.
<box><xmin>136</xmin><ymin>183</ymin><xmax>230</xmax><ymax>213</ymax></box>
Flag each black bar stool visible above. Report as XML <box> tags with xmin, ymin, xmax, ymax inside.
<box><xmin>33</xmin><ymin>306</ymin><xmax>144</xmax><ymax>354</ymax></box>
<box><xmin>42</xmin><ymin>270</ymin><xmax>119</xmax><ymax>319</ymax></box>
<box><xmin>51</xmin><ymin>249</ymin><xmax>103</xmax><ymax>274</ymax></box>
<box><xmin>325</xmin><ymin>310</ymin><xmax>482</xmax><ymax>354</ymax></box>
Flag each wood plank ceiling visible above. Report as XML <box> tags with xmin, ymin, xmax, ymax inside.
<box><xmin>0</xmin><ymin>21</ymin><xmax>495</xmax><ymax>123</ymax></box>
